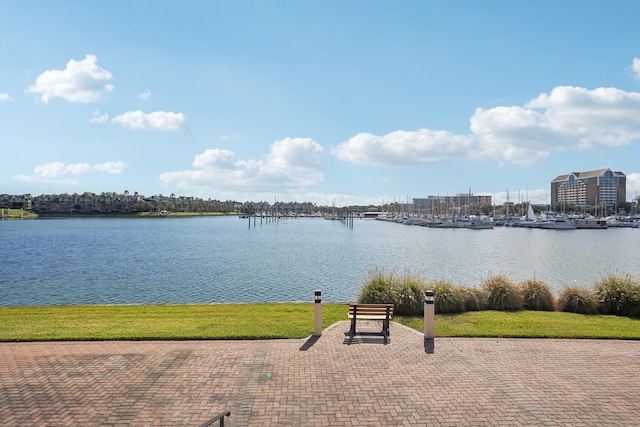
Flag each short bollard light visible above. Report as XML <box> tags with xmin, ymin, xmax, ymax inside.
<box><xmin>425</xmin><ymin>290</ymin><xmax>435</xmax><ymax>303</ymax></box>
<box><xmin>424</xmin><ymin>290</ymin><xmax>435</xmax><ymax>340</ymax></box>
<box><xmin>314</xmin><ymin>290</ymin><xmax>322</xmax><ymax>336</ymax></box>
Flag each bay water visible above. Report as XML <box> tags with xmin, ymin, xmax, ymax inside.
<box><xmin>1</xmin><ymin>216</ymin><xmax>639</xmax><ymax>306</ymax></box>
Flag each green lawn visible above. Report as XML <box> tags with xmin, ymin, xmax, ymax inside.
<box><xmin>1</xmin><ymin>304</ymin><xmax>639</xmax><ymax>341</ymax></box>
<box><xmin>1</xmin><ymin>208</ymin><xmax>38</xmax><ymax>219</ymax></box>
<box><xmin>0</xmin><ymin>304</ymin><xmax>345</xmax><ymax>341</ymax></box>
<box><xmin>396</xmin><ymin>310</ymin><xmax>640</xmax><ymax>339</ymax></box>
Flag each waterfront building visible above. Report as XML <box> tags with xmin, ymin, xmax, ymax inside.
<box><xmin>413</xmin><ymin>193</ymin><xmax>492</xmax><ymax>214</ymax></box>
<box><xmin>550</xmin><ymin>168</ymin><xmax>626</xmax><ymax>208</ymax></box>
<box><xmin>0</xmin><ymin>194</ymin><xmax>32</xmax><ymax>210</ymax></box>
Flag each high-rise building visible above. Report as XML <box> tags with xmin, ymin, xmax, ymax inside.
<box><xmin>551</xmin><ymin>168</ymin><xmax>626</xmax><ymax>208</ymax></box>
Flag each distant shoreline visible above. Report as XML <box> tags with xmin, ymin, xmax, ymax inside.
<box><xmin>2</xmin><ymin>211</ymin><xmax>235</xmax><ymax>219</ymax></box>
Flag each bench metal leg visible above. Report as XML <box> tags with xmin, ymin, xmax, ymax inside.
<box><xmin>382</xmin><ymin>319</ymin><xmax>389</xmax><ymax>344</ymax></box>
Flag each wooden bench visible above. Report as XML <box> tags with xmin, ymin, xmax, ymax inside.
<box><xmin>348</xmin><ymin>303</ymin><xmax>394</xmax><ymax>343</ymax></box>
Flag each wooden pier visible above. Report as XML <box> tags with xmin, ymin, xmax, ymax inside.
<box><xmin>243</xmin><ymin>211</ymin><xmax>355</xmax><ymax>228</ymax></box>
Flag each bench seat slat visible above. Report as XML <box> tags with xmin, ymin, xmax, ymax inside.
<box><xmin>348</xmin><ymin>314</ymin><xmax>389</xmax><ymax>320</ymax></box>
<box><xmin>348</xmin><ymin>310</ymin><xmax>393</xmax><ymax>316</ymax></box>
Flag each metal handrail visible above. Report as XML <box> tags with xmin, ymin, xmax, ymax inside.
<box><xmin>199</xmin><ymin>410</ymin><xmax>231</xmax><ymax>427</ymax></box>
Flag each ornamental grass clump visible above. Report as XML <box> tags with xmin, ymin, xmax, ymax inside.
<box><xmin>458</xmin><ymin>286</ymin><xmax>487</xmax><ymax>311</ymax></box>
<box><xmin>556</xmin><ymin>286</ymin><xmax>598</xmax><ymax>314</ymax></box>
<box><xmin>481</xmin><ymin>274</ymin><xmax>523</xmax><ymax>311</ymax></box>
<box><xmin>431</xmin><ymin>280</ymin><xmax>465</xmax><ymax>314</ymax></box>
<box><xmin>520</xmin><ymin>279</ymin><xmax>555</xmax><ymax>311</ymax></box>
<box><xmin>594</xmin><ymin>273</ymin><xmax>640</xmax><ymax>316</ymax></box>
<box><xmin>358</xmin><ymin>270</ymin><xmax>427</xmax><ymax>316</ymax></box>
<box><xmin>393</xmin><ymin>275</ymin><xmax>426</xmax><ymax>316</ymax></box>
<box><xmin>358</xmin><ymin>269</ymin><xmax>397</xmax><ymax>305</ymax></box>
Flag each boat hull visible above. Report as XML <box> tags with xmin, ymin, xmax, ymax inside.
<box><xmin>575</xmin><ymin>219</ymin><xmax>608</xmax><ymax>229</ymax></box>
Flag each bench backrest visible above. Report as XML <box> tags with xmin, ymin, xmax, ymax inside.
<box><xmin>349</xmin><ymin>303</ymin><xmax>394</xmax><ymax>318</ymax></box>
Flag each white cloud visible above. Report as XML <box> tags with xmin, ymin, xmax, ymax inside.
<box><xmin>470</xmin><ymin>105</ymin><xmax>554</xmax><ymax>166</ymax></box>
<box><xmin>0</xmin><ymin>93</ymin><xmax>12</xmax><ymax>102</ymax></box>
<box><xmin>266</xmin><ymin>137</ymin><xmax>323</xmax><ymax>171</ymax></box>
<box><xmin>627</xmin><ymin>173</ymin><xmax>640</xmax><ymax>201</ymax></box>
<box><xmin>138</xmin><ymin>89</ymin><xmax>151</xmax><ymax>100</ymax></box>
<box><xmin>15</xmin><ymin>161</ymin><xmax>127</xmax><ymax>183</ymax></box>
<box><xmin>90</xmin><ymin>110</ymin><xmax>109</xmax><ymax>124</ymax></box>
<box><xmin>331</xmin><ymin>129</ymin><xmax>475</xmax><ymax>167</ymax></box>
<box><xmin>58</xmin><ymin>162</ymin><xmax>94</xmax><ymax>176</ymax></box>
<box><xmin>333</xmin><ymin>85</ymin><xmax>640</xmax><ymax>168</ymax></box>
<box><xmin>36</xmin><ymin>161</ymin><xmax>127</xmax><ymax>177</ymax></box>
<box><xmin>632</xmin><ymin>58</ymin><xmax>640</xmax><ymax>81</ymax></box>
<box><xmin>160</xmin><ymin>137</ymin><xmax>324</xmax><ymax>193</ymax></box>
<box><xmin>94</xmin><ymin>161</ymin><xmax>127</xmax><ymax>174</ymax></box>
<box><xmin>26</xmin><ymin>55</ymin><xmax>113</xmax><ymax>103</ymax></box>
<box><xmin>14</xmin><ymin>174</ymin><xmax>80</xmax><ymax>186</ymax></box>
<box><xmin>472</xmin><ymin>86</ymin><xmax>640</xmax><ymax>165</ymax></box>
<box><xmin>112</xmin><ymin>110</ymin><xmax>189</xmax><ymax>132</ymax></box>
<box><xmin>33</xmin><ymin>161</ymin><xmax>67</xmax><ymax>178</ymax></box>
<box><xmin>192</xmin><ymin>149</ymin><xmax>237</xmax><ymax>170</ymax></box>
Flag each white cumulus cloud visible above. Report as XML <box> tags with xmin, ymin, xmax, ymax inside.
<box><xmin>160</xmin><ymin>137</ymin><xmax>324</xmax><ymax>193</ymax></box>
<box><xmin>333</xmin><ymin>85</ymin><xmax>640</xmax><ymax>168</ymax></box>
<box><xmin>192</xmin><ymin>149</ymin><xmax>237</xmax><ymax>170</ymax></box>
<box><xmin>26</xmin><ymin>54</ymin><xmax>113</xmax><ymax>103</ymax></box>
<box><xmin>36</xmin><ymin>161</ymin><xmax>127</xmax><ymax>177</ymax></box>
<box><xmin>33</xmin><ymin>161</ymin><xmax>67</xmax><ymax>178</ymax></box>
<box><xmin>92</xmin><ymin>161</ymin><xmax>127</xmax><ymax>174</ymax></box>
<box><xmin>332</xmin><ymin>129</ymin><xmax>475</xmax><ymax>167</ymax></box>
<box><xmin>471</xmin><ymin>86</ymin><xmax>640</xmax><ymax>165</ymax></box>
<box><xmin>627</xmin><ymin>173</ymin><xmax>640</xmax><ymax>201</ymax></box>
<box><xmin>632</xmin><ymin>58</ymin><xmax>640</xmax><ymax>81</ymax></box>
<box><xmin>112</xmin><ymin>110</ymin><xmax>189</xmax><ymax>132</ymax></box>
<box><xmin>0</xmin><ymin>93</ymin><xmax>12</xmax><ymax>102</ymax></box>
<box><xmin>15</xmin><ymin>161</ymin><xmax>127</xmax><ymax>183</ymax></box>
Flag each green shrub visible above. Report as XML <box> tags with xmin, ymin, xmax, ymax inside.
<box><xmin>358</xmin><ymin>270</ymin><xmax>427</xmax><ymax>316</ymax></box>
<box><xmin>481</xmin><ymin>274</ymin><xmax>523</xmax><ymax>311</ymax></box>
<box><xmin>595</xmin><ymin>273</ymin><xmax>640</xmax><ymax>316</ymax></box>
<box><xmin>431</xmin><ymin>280</ymin><xmax>465</xmax><ymax>314</ymax></box>
<box><xmin>358</xmin><ymin>271</ymin><xmax>640</xmax><ymax>318</ymax></box>
<box><xmin>358</xmin><ymin>269</ymin><xmax>397</xmax><ymax>304</ymax></box>
<box><xmin>556</xmin><ymin>286</ymin><xmax>598</xmax><ymax>314</ymax></box>
<box><xmin>459</xmin><ymin>286</ymin><xmax>487</xmax><ymax>311</ymax></box>
<box><xmin>393</xmin><ymin>275</ymin><xmax>426</xmax><ymax>316</ymax></box>
<box><xmin>521</xmin><ymin>279</ymin><xmax>555</xmax><ymax>311</ymax></box>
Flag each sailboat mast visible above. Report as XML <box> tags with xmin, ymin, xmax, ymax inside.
<box><xmin>506</xmin><ymin>187</ymin><xmax>510</xmax><ymax>219</ymax></box>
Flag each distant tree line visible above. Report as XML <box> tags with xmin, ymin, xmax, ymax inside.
<box><xmin>2</xmin><ymin>192</ymin><xmax>326</xmax><ymax>216</ymax></box>
<box><xmin>5</xmin><ymin>192</ymin><xmax>637</xmax><ymax>217</ymax></box>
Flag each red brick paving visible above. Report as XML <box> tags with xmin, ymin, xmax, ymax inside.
<box><xmin>1</xmin><ymin>321</ymin><xmax>640</xmax><ymax>426</ymax></box>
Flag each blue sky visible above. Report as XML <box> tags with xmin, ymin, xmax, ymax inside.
<box><xmin>2</xmin><ymin>1</ymin><xmax>640</xmax><ymax>206</ymax></box>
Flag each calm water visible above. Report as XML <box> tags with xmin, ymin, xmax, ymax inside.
<box><xmin>1</xmin><ymin>216</ymin><xmax>639</xmax><ymax>306</ymax></box>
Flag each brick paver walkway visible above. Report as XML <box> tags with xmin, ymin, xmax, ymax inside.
<box><xmin>1</xmin><ymin>321</ymin><xmax>640</xmax><ymax>426</ymax></box>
